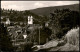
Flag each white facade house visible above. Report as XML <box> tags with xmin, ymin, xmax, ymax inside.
<box><xmin>23</xmin><ymin>35</ymin><xmax>27</xmax><ymax>39</ymax></box>
<box><xmin>45</xmin><ymin>22</ymin><xmax>49</xmax><ymax>27</ymax></box>
<box><xmin>23</xmin><ymin>30</ymin><xmax>27</xmax><ymax>39</ymax></box>
<box><xmin>28</xmin><ymin>16</ymin><xmax>33</xmax><ymax>25</ymax></box>
<box><xmin>6</xmin><ymin>18</ymin><xmax>10</xmax><ymax>25</ymax></box>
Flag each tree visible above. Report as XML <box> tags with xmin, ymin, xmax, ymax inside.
<box><xmin>26</xmin><ymin>23</ymin><xmax>52</xmax><ymax>45</ymax></box>
<box><xmin>0</xmin><ymin>23</ymin><xmax>14</xmax><ymax>51</ymax></box>
<box><xmin>49</xmin><ymin>9</ymin><xmax>80</xmax><ymax>39</ymax></box>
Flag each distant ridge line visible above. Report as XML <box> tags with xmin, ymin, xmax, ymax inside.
<box><xmin>29</xmin><ymin>4</ymin><xmax>79</xmax><ymax>16</ymax></box>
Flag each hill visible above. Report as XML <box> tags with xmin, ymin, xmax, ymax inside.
<box><xmin>29</xmin><ymin>4</ymin><xmax>79</xmax><ymax>16</ymax></box>
<box><xmin>1</xmin><ymin>4</ymin><xmax>79</xmax><ymax>25</ymax></box>
<box><xmin>1</xmin><ymin>9</ymin><xmax>47</xmax><ymax>24</ymax></box>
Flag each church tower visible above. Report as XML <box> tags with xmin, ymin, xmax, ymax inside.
<box><xmin>28</xmin><ymin>15</ymin><xmax>33</xmax><ymax>25</ymax></box>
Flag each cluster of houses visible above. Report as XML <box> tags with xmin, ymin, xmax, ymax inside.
<box><xmin>1</xmin><ymin>15</ymin><xmax>50</xmax><ymax>51</ymax></box>
<box><xmin>1</xmin><ymin>15</ymin><xmax>34</xmax><ymax>45</ymax></box>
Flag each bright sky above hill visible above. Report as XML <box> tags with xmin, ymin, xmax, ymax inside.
<box><xmin>1</xmin><ymin>1</ymin><xmax>79</xmax><ymax>11</ymax></box>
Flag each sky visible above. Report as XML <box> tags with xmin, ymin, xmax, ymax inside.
<box><xmin>1</xmin><ymin>1</ymin><xmax>79</xmax><ymax>11</ymax></box>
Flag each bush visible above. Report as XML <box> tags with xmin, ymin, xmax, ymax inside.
<box><xmin>64</xmin><ymin>27</ymin><xmax>79</xmax><ymax>46</ymax></box>
<box><xmin>24</xmin><ymin>42</ymin><xmax>33</xmax><ymax>52</ymax></box>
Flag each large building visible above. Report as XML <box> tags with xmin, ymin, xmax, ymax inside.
<box><xmin>28</xmin><ymin>15</ymin><xmax>33</xmax><ymax>25</ymax></box>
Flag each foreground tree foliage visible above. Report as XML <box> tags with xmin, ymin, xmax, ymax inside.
<box><xmin>49</xmin><ymin>9</ymin><xmax>79</xmax><ymax>39</ymax></box>
<box><xmin>0</xmin><ymin>23</ymin><xmax>14</xmax><ymax>51</ymax></box>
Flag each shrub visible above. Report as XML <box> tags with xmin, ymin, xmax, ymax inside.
<box><xmin>64</xmin><ymin>27</ymin><xmax>79</xmax><ymax>46</ymax></box>
<box><xmin>59</xmin><ymin>27</ymin><xmax>79</xmax><ymax>51</ymax></box>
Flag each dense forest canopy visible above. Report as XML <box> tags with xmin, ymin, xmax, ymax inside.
<box><xmin>49</xmin><ymin>9</ymin><xmax>79</xmax><ymax>39</ymax></box>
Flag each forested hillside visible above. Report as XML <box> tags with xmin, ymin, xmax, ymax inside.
<box><xmin>1</xmin><ymin>9</ymin><xmax>48</xmax><ymax>24</ymax></box>
<box><xmin>30</xmin><ymin>4</ymin><xmax>79</xmax><ymax>16</ymax></box>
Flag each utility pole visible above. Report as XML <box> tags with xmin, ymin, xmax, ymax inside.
<box><xmin>39</xmin><ymin>26</ymin><xmax>40</xmax><ymax>45</ymax></box>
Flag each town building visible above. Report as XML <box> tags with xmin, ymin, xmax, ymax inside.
<box><xmin>28</xmin><ymin>15</ymin><xmax>33</xmax><ymax>25</ymax></box>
